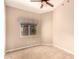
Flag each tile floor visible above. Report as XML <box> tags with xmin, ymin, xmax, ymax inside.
<box><xmin>5</xmin><ymin>46</ymin><xmax>74</xmax><ymax>59</ymax></box>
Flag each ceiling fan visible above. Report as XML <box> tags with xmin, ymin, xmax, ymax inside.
<box><xmin>31</xmin><ymin>0</ymin><xmax>54</xmax><ymax>8</ymax></box>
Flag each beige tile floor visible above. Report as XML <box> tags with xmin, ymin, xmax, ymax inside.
<box><xmin>5</xmin><ymin>46</ymin><xmax>74</xmax><ymax>59</ymax></box>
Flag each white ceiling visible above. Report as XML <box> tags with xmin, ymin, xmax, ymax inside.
<box><xmin>5</xmin><ymin>0</ymin><xmax>64</xmax><ymax>14</ymax></box>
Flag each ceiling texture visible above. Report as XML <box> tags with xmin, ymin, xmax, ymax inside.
<box><xmin>5</xmin><ymin>0</ymin><xmax>64</xmax><ymax>14</ymax></box>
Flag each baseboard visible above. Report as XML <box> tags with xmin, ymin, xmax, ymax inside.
<box><xmin>41</xmin><ymin>44</ymin><xmax>53</xmax><ymax>46</ymax></box>
<box><xmin>6</xmin><ymin>44</ymin><xmax>41</xmax><ymax>53</ymax></box>
<box><xmin>53</xmin><ymin>44</ymin><xmax>74</xmax><ymax>55</ymax></box>
<box><xmin>6</xmin><ymin>44</ymin><xmax>74</xmax><ymax>55</ymax></box>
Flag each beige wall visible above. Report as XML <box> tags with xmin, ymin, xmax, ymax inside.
<box><xmin>41</xmin><ymin>12</ymin><xmax>53</xmax><ymax>45</ymax></box>
<box><xmin>41</xmin><ymin>0</ymin><xmax>74</xmax><ymax>54</ymax></box>
<box><xmin>6</xmin><ymin>6</ymin><xmax>41</xmax><ymax>50</ymax></box>
<box><xmin>52</xmin><ymin>0</ymin><xmax>74</xmax><ymax>54</ymax></box>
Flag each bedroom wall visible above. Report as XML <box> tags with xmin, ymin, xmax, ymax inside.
<box><xmin>41</xmin><ymin>0</ymin><xmax>74</xmax><ymax>54</ymax></box>
<box><xmin>52</xmin><ymin>0</ymin><xmax>74</xmax><ymax>54</ymax></box>
<box><xmin>6</xmin><ymin>6</ymin><xmax>41</xmax><ymax>51</ymax></box>
<box><xmin>41</xmin><ymin>12</ymin><xmax>53</xmax><ymax>45</ymax></box>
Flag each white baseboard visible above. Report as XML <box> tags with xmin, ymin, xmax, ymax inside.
<box><xmin>41</xmin><ymin>43</ymin><xmax>53</xmax><ymax>46</ymax></box>
<box><xmin>6</xmin><ymin>44</ymin><xmax>40</xmax><ymax>53</ymax></box>
<box><xmin>6</xmin><ymin>44</ymin><xmax>74</xmax><ymax>55</ymax></box>
<box><xmin>53</xmin><ymin>44</ymin><xmax>74</xmax><ymax>55</ymax></box>
<box><xmin>41</xmin><ymin>44</ymin><xmax>74</xmax><ymax>55</ymax></box>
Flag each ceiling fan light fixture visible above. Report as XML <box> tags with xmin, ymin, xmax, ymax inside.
<box><xmin>31</xmin><ymin>0</ymin><xmax>54</xmax><ymax>8</ymax></box>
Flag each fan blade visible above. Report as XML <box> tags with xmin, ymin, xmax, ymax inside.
<box><xmin>40</xmin><ymin>4</ymin><xmax>43</xmax><ymax>8</ymax></box>
<box><xmin>46</xmin><ymin>2</ymin><xmax>54</xmax><ymax>7</ymax></box>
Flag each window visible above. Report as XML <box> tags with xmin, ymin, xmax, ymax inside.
<box><xmin>20</xmin><ymin>23</ymin><xmax>37</xmax><ymax>36</ymax></box>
